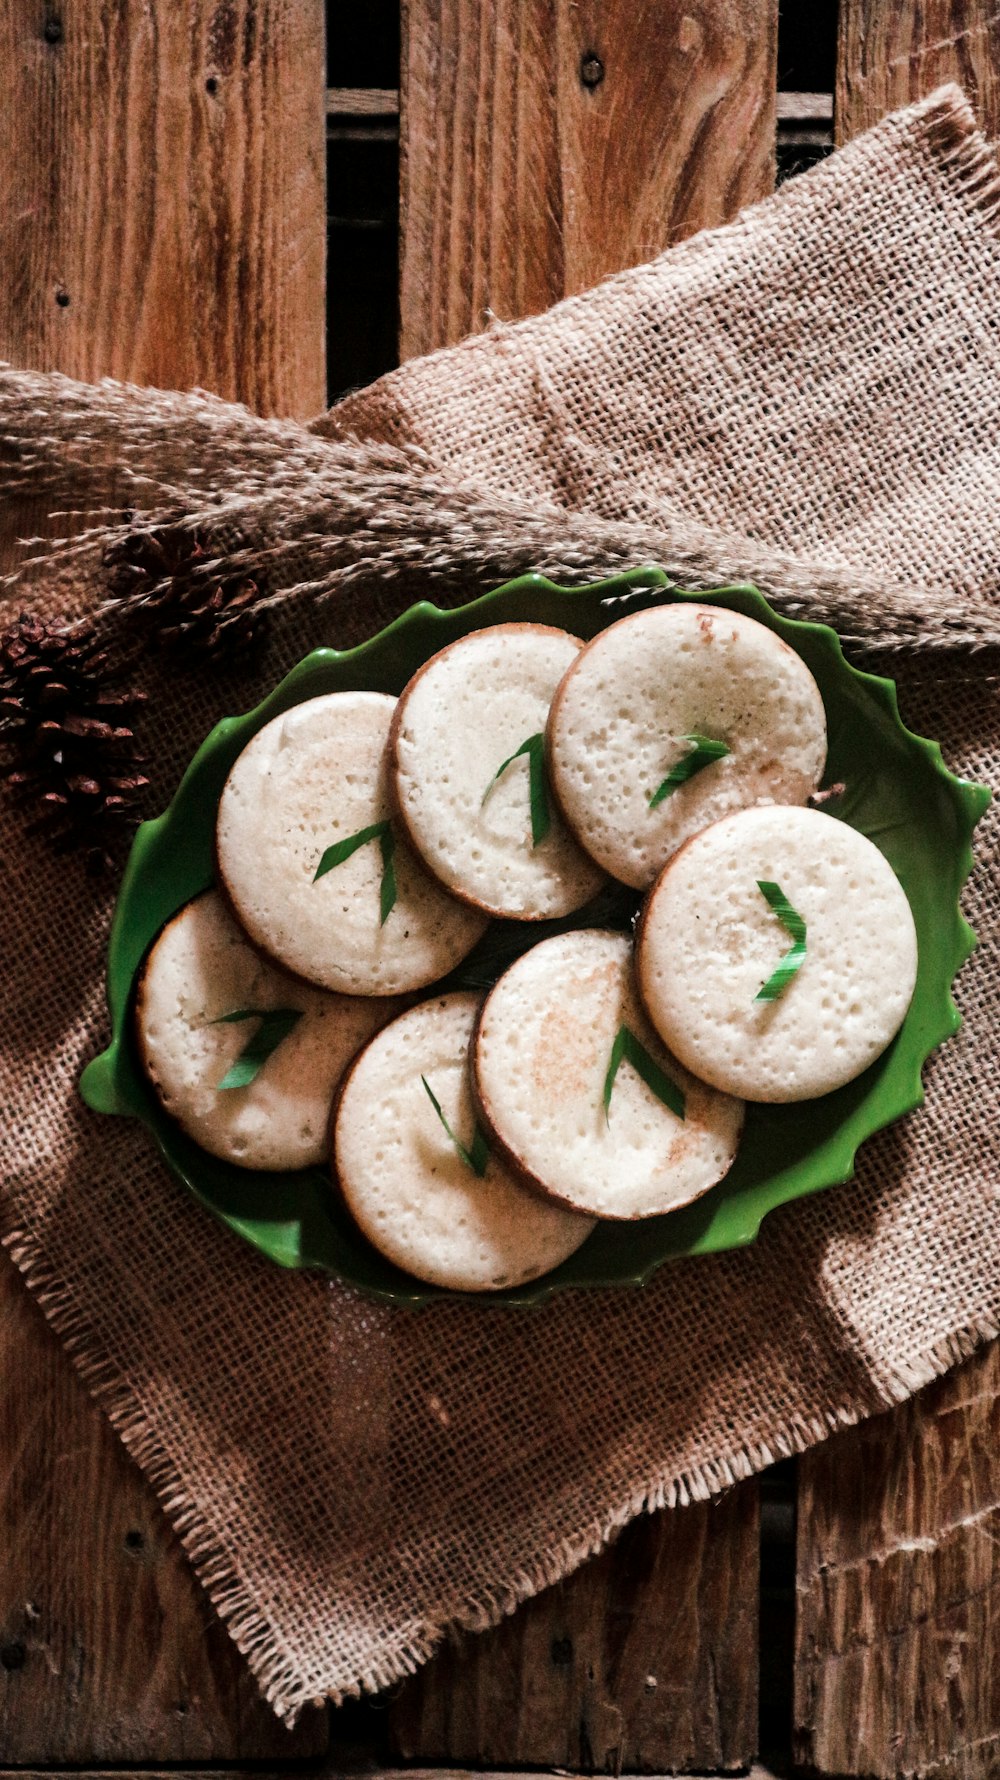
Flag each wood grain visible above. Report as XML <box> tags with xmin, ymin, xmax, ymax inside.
<box><xmin>794</xmin><ymin>1343</ymin><xmax>1000</xmax><ymax>1778</ymax></box>
<box><xmin>0</xmin><ymin>1253</ymin><xmax>327</xmax><ymax>1763</ymax></box>
<box><xmin>0</xmin><ymin>0</ymin><xmax>328</xmax><ymax>1762</ymax></box>
<box><xmin>393</xmin><ymin>9</ymin><xmax>770</xmax><ymax>1767</ymax></box>
<box><xmin>810</xmin><ymin>15</ymin><xmax>1000</xmax><ymax>1776</ymax></box>
<box><xmin>328</xmin><ymin>85</ymin><xmax>400</xmax><ymax>116</ymax></box>
<box><xmin>399</xmin><ymin>0</ymin><xmax>778</xmax><ymax>359</ymax></box>
<box><xmin>389</xmin><ymin>1484</ymin><xmax>760</xmax><ymax>1772</ymax></box>
<box><xmin>0</xmin><ymin>0</ymin><xmax>326</xmax><ymax>416</ymax></box>
<box><xmin>837</xmin><ymin>0</ymin><xmax>1000</xmax><ymax>143</ymax></box>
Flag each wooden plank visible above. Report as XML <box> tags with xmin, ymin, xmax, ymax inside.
<box><xmin>389</xmin><ymin>1483</ymin><xmax>760</xmax><ymax>1772</ymax></box>
<box><xmin>393</xmin><ymin>7</ymin><xmax>772</xmax><ymax>1765</ymax></box>
<box><xmin>837</xmin><ymin>0</ymin><xmax>1000</xmax><ymax>144</ymax></box>
<box><xmin>399</xmin><ymin>0</ymin><xmax>778</xmax><ymax>360</ymax></box>
<box><xmin>794</xmin><ymin>1343</ymin><xmax>1000</xmax><ymax>1778</ymax></box>
<box><xmin>805</xmin><ymin>20</ymin><xmax>1000</xmax><ymax>1776</ymax></box>
<box><xmin>0</xmin><ymin>1255</ymin><xmax>327</xmax><ymax>1763</ymax></box>
<box><xmin>0</xmin><ymin>0</ymin><xmax>328</xmax><ymax>1762</ymax></box>
<box><xmin>776</xmin><ymin>92</ymin><xmax>833</xmax><ymax>121</ymax></box>
<box><xmin>0</xmin><ymin>0</ymin><xmax>327</xmax><ymax>570</ymax></box>
<box><xmin>327</xmin><ymin>85</ymin><xmax>400</xmax><ymax>115</ymax></box>
<box><xmin>0</xmin><ymin>0</ymin><xmax>326</xmax><ymax>416</ymax></box>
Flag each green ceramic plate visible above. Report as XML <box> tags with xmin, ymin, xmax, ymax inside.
<box><xmin>80</xmin><ymin>568</ymin><xmax>989</xmax><ymax>1306</ymax></box>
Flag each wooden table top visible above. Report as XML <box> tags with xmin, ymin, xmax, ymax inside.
<box><xmin>2</xmin><ymin>3</ymin><xmax>999</xmax><ymax>1775</ymax></box>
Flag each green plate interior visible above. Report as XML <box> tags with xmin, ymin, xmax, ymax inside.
<box><xmin>80</xmin><ymin>568</ymin><xmax>989</xmax><ymax>1306</ymax></box>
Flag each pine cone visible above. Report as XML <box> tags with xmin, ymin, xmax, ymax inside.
<box><xmin>104</xmin><ymin>521</ymin><xmax>266</xmax><ymax>661</ymax></box>
<box><xmin>0</xmin><ymin>612</ymin><xmax>148</xmax><ymax>874</ymax></box>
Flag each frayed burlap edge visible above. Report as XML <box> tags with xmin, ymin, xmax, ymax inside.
<box><xmin>4</xmin><ymin>1204</ymin><xmax>998</xmax><ymax>1722</ymax></box>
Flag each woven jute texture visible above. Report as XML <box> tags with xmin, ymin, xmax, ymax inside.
<box><xmin>2</xmin><ymin>86</ymin><xmax>1000</xmax><ymax>1720</ymax></box>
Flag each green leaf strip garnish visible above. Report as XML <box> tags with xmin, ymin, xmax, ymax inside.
<box><xmin>212</xmin><ymin>1007</ymin><xmax>303</xmax><ymax>1091</ymax></box>
<box><xmin>649</xmin><ymin>734</ymin><xmax>730</xmax><ymax>810</ymax></box>
<box><xmin>313</xmin><ymin>819</ymin><xmax>398</xmax><ymax>925</ymax></box>
<box><xmin>482</xmin><ymin>732</ymin><xmax>551</xmax><ymax>847</ymax></box>
<box><xmin>378</xmin><ymin>823</ymin><xmax>397</xmax><ymax>926</ymax></box>
<box><xmin>603</xmin><ymin>1024</ymin><xmax>686</xmax><ymax>1124</ymax></box>
<box><xmin>755</xmin><ymin>880</ymin><xmax>808</xmax><ymax>1003</ymax></box>
<box><xmin>421</xmin><ymin>1075</ymin><xmax>490</xmax><ymax>1176</ymax></box>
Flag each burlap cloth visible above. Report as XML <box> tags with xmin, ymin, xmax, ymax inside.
<box><xmin>3</xmin><ymin>85</ymin><xmax>1000</xmax><ymax>1720</ymax></box>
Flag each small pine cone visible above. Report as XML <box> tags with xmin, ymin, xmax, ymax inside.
<box><xmin>105</xmin><ymin>520</ymin><xmax>205</xmax><ymax>600</ymax></box>
<box><xmin>104</xmin><ymin>521</ymin><xmax>266</xmax><ymax>661</ymax></box>
<box><xmin>0</xmin><ymin>612</ymin><xmax>148</xmax><ymax>873</ymax></box>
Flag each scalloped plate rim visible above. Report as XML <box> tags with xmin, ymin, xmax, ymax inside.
<box><xmin>79</xmin><ymin>567</ymin><xmax>990</xmax><ymax>1308</ymax></box>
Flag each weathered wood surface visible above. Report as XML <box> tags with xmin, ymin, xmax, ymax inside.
<box><xmin>837</xmin><ymin>0</ymin><xmax>1000</xmax><ymax>143</ymax></box>
<box><xmin>0</xmin><ymin>1257</ymin><xmax>327</xmax><ymax>1764</ymax></box>
<box><xmin>0</xmin><ymin>0</ymin><xmax>326</xmax><ymax>570</ymax></box>
<box><xmin>0</xmin><ymin>0</ymin><xmax>326</xmax><ymax>415</ymax></box>
<box><xmin>391</xmin><ymin>5</ymin><xmax>775</xmax><ymax>1768</ymax></box>
<box><xmin>399</xmin><ymin>0</ymin><xmax>778</xmax><ymax>360</ymax></box>
<box><xmin>328</xmin><ymin>85</ymin><xmax>400</xmax><ymax>117</ymax></box>
<box><xmin>791</xmin><ymin>21</ymin><xmax>1000</xmax><ymax>1777</ymax></box>
<box><xmin>390</xmin><ymin>1485</ymin><xmax>760</xmax><ymax>1772</ymax></box>
<box><xmin>18</xmin><ymin>1</ymin><xmax>1000</xmax><ymax>1773</ymax></box>
<box><xmin>0</xmin><ymin>0</ymin><xmax>328</xmax><ymax>1763</ymax></box>
<box><xmin>795</xmin><ymin>1343</ymin><xmax>1000</xmax><ymax>1779</ymax></box>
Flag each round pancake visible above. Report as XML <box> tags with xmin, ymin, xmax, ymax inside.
<box><xmin>390</xmin><ymin>623</ymin><xmax>605</xmax><ymax>919</ymax></box>
<box><xmin>216</xmin><ymin>691</ymin><xmax>488</xmax><ymax>995</ymax></box>
<box><xmin>546</xmin><ymin>603</ymin><xmax>828</xmax><ymax>889</ymax></box>
<box><xmin>333</xmin><ymin>992</ymin><xmax>595</xmax><ymax>1291</ymax></box>
<box><xmin>473</xmin><ymin>930</ymin><xmax>743</xmax><ymax>1219</ymax></box>
<box><xmin>136</xmin><ymin>891</ymin><xmax>401</xmax><ymax>1170</ymax></box>
<box><xmin>637</xmin><ymin>805</ymin><xmax>919</xmax><ymax>1102</ymax></box>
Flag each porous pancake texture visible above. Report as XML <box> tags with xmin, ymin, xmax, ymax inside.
<box><xmin>392</xmin><ymin>623</ymin><xmax>605</xmax><ymax>918</ymax></box>
<box><xmin>547</xmin><ymin>603</ymin><xmax>828</xmax><ymax>889</ymax></box>
<box><xmin>334</xmin><ymin>992</ymin><xmax>595</xmax><ymax>1291</ymax></box>
<box><xmin>474</xmin><ymin>930</ymin><xmax>743</xmax><ymax>1218</ymax></box>
<box><xmin>638</xmin><ymin>805</ymin><xmax>919</xmax><ymax>1102</ymax></box>
<box><xmin>137</xmin><ymin>891</ymin><xmax>400</xmax><ymax>1169</ymax></box>
<box><xmin>216</xmin><ymin>691</ymin><xmax>487</xmax><ymax>995</ymax></box>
